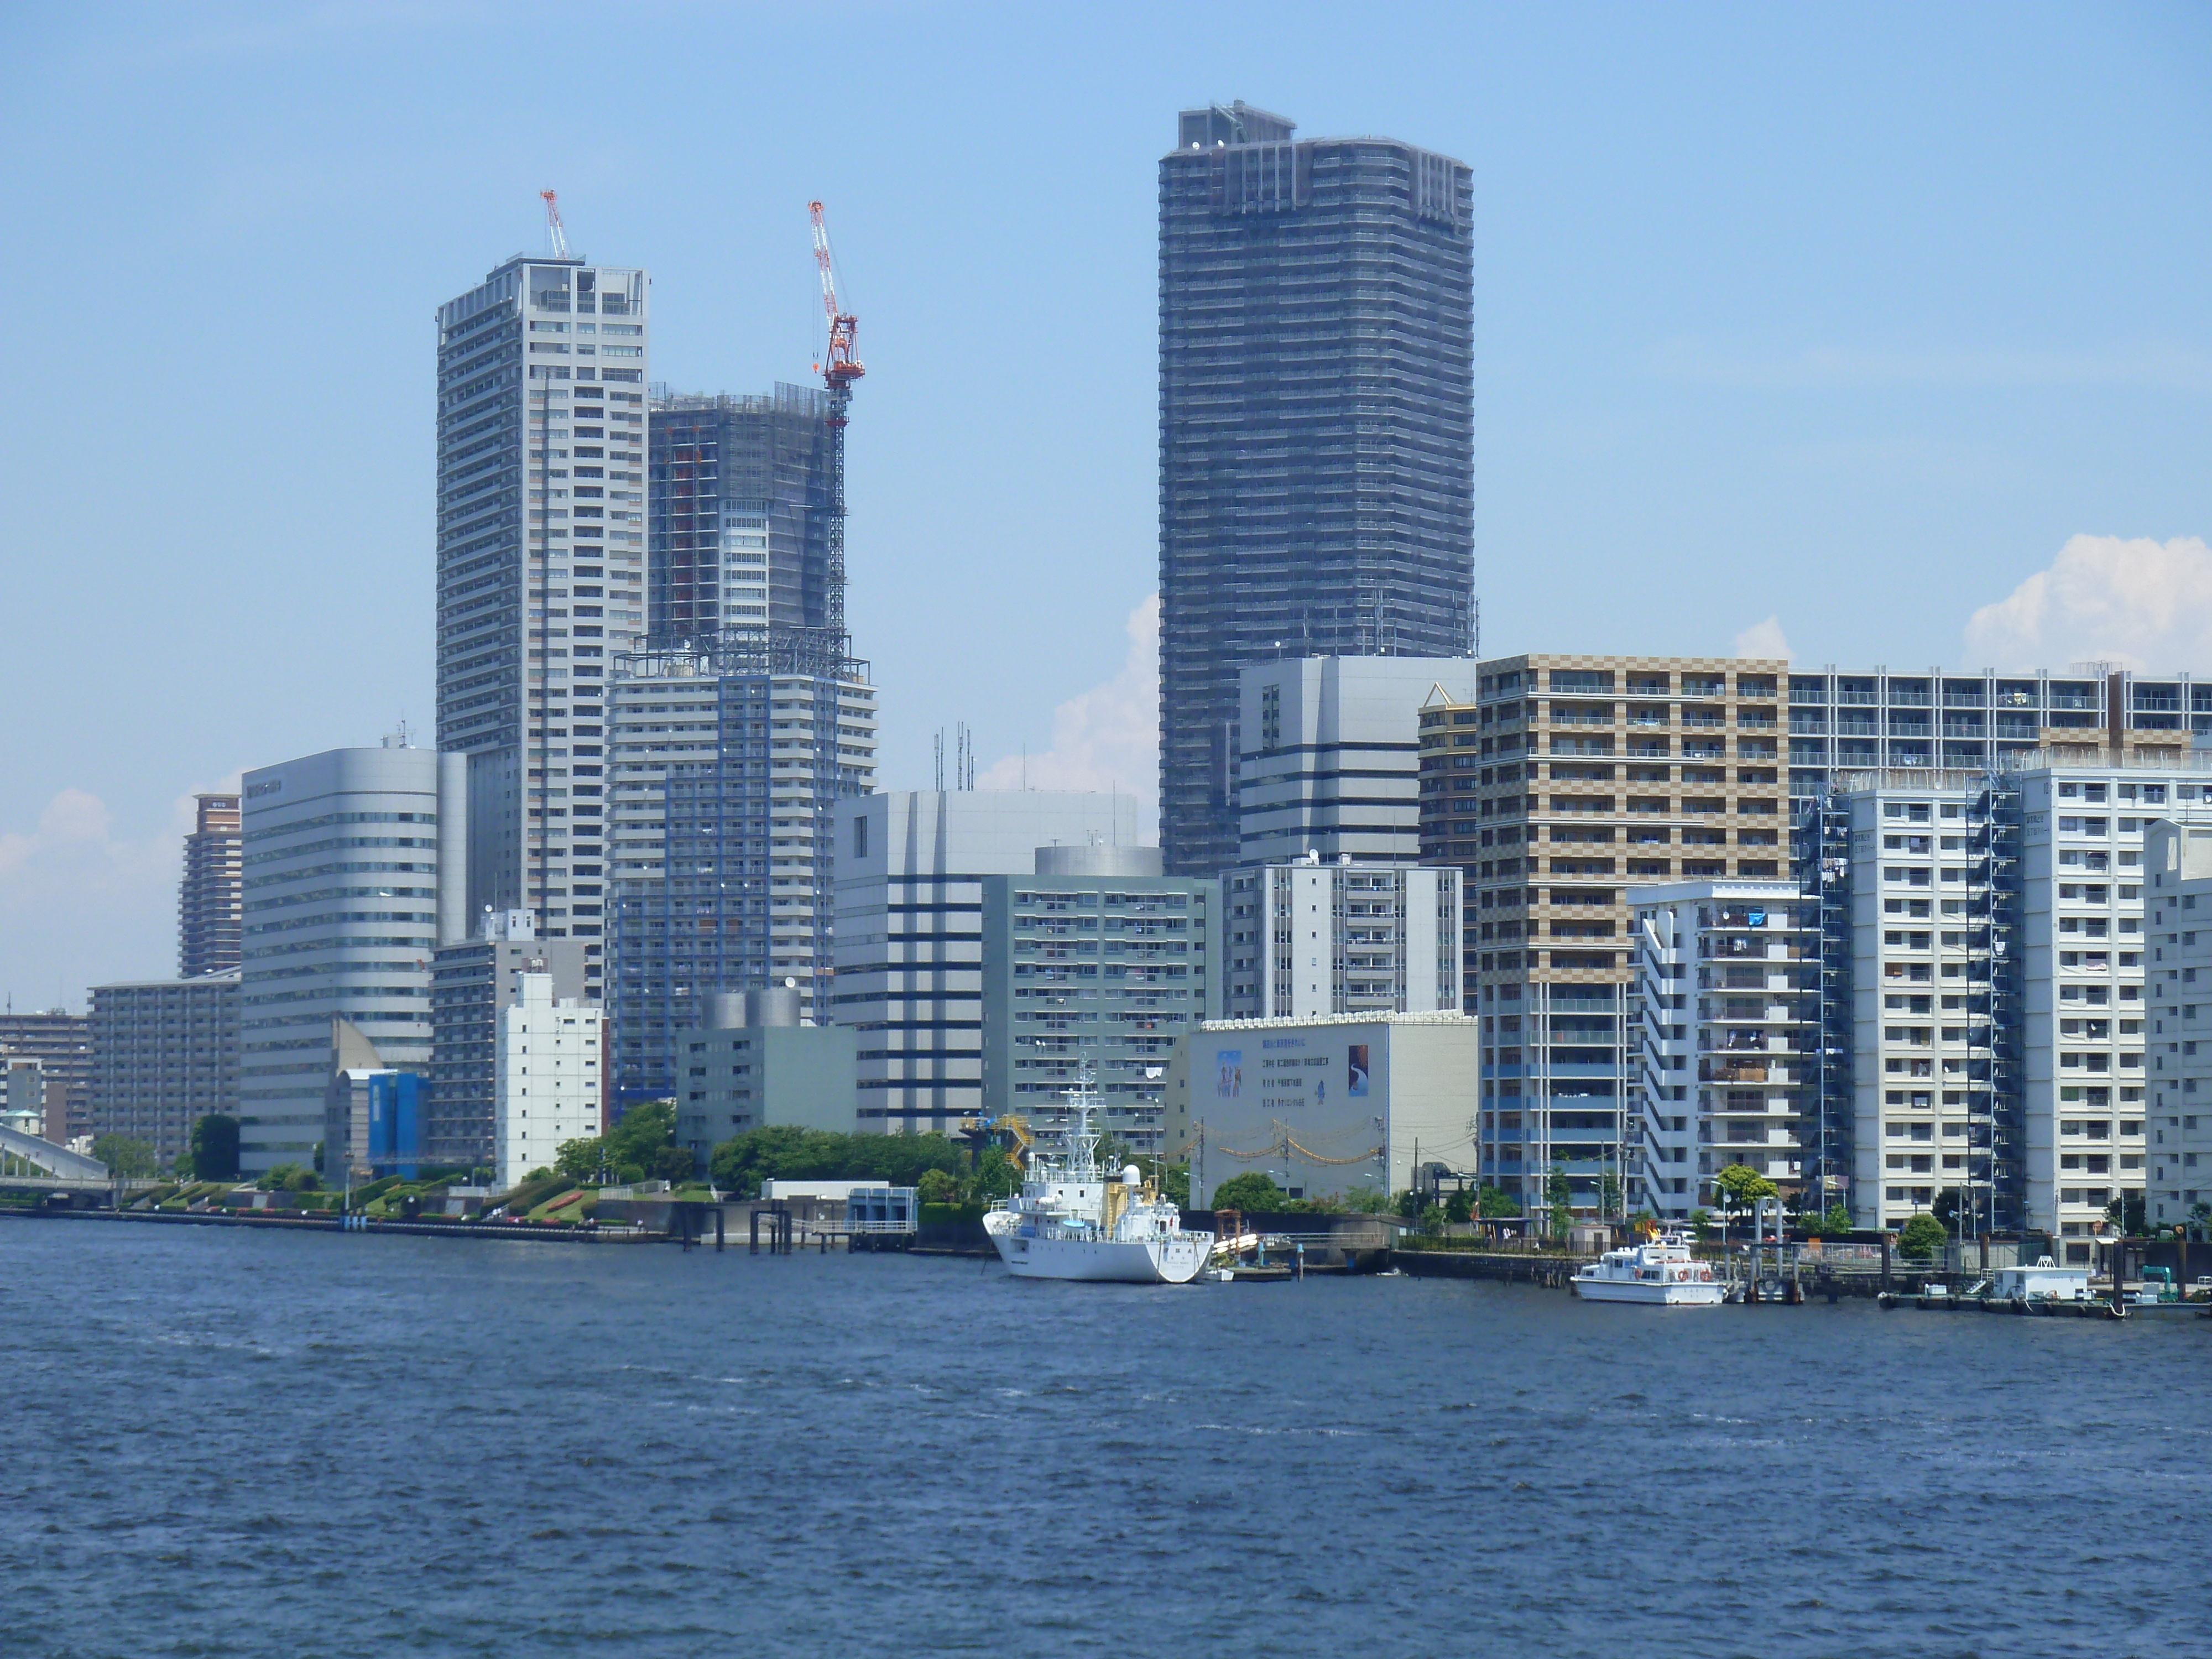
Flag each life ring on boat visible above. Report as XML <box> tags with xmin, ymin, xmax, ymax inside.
<box><xmin>1698</xmin><ymin>1266</ymin><xmax>1713</xmax><ymax>1281</ymax></box>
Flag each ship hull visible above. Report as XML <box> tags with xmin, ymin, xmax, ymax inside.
<box><xmin>1571</xmin><ymin>1275</ymin><xmax>1725</xmax><ymax>1306</ymax></box>
<box><xmin>989</xmin><ymin>1228</ymin><xmax>1215</xmax><ymax>1285</ymax></box>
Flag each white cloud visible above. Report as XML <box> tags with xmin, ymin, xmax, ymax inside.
<box><xmin>1964</xmin><ymin>534</ymin><xmax>2212</xmax><ymax>672</ymax></box>
<box><xmin>977</xmin><ymin>594</ymin><xmax>1159</xmax><ymax>833</ymax></box>
<box><xmin>0</xmin><ymin>784</ymin><xmax>234</xmax><ymax>1001</ymax></box>
<box><xmin>1734</xmin><ymin>615</ymin><xmax>1792</xmax><ymax>660</ymax></box>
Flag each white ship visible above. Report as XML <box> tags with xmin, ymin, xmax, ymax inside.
<box><xmin>1571</xmin><ymin>1231</ymin><xmax>1725</xmax><ymax>1306</ymax></box>
<box><xmin>983</xmin><ymin>1070</ymin><xmax>1214</xmax><ymax>1284</ymax></box>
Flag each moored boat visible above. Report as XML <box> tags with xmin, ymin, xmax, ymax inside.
<box><xmin>1571</xmin><ymin>1230</ymin><xmax>1724</xmax><ymax>1306</ymax></box>
<box><xmin>983</xmin><ymin>1068</ymin><xmax>1214</xmax><ymax>1284</ymax></box>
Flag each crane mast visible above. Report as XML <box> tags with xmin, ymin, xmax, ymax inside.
<box><xmin>540</xmin><ymin>190</ymin><xmax>570</xmax><ymax>259</ymax></box>
<box><xmin>809</xmin><ymin>200</ymin><xmax>862</xmax><ymax>638</ymax></box>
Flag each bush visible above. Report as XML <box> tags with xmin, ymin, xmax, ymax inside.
<box><xmin>915</xmin><ymin>1167</ymin><xmax>959</xmax><ymax>1204</ymax></box>
<box><xmin>1897</xmin><ymin>1213</ymin><xmax>1948</xmax><ymax>1260</ymax></box>
<box><xmin>258</xmin><ymin>1161</ymin><xmax>321</xmax><ymax>1193</ymax></box>
<box><xmin>650</xmin><ymin>1145</ymin><xmax>696</xmax><ymax>1185</ymax></box>
<box><xmin>921</xmin><ymin>1201</ymin><xmax>986</xmax><ymax>1225</ymax></box>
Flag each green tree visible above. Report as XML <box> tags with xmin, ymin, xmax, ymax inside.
<box><xmin>1443</xmin><ymin>1188</ymin><xmax>1474</xmax><ymax>1224</ymax></box>
<box><xmin>1688</xmin><ymin>1206</ymin><xmax>1713</xmax><ymax>1240</ymax></box>
<box><xmin>2105</xmin><ymin>1189</ymin><xmax>2147</xmax><ymax>1236</ymax></box>
<box><xmin>91</xmin><ymin>1135</ymin><xmax>159</xmax><ymax>1180</ymax></box>
<box><xmin>553</xmin><ymin>1137</ymin><xmax>608</xmax><ymax>1182</ymax></box>
<box><xmin>1478</xmin><ymin>1185</ymin><xmax>1523</xmax><ymax>1219</ymax></box>
<box><xmin>1154</xmin><ymin>1161</ymin><xmax>1191</xmax><ymax>1208</ymax></box>
<box><xmin>1807</xmin><ymin>1202</ymin><xmax>1854</xmax><ymax>1236</ymax></box>
<box><xmin>257</xmin><ymin>1160</ymin><xmax>320</xmax><ymax>1193</ymax></box>
<box><xmin>1209</xmin><ymin>1171</ymin><xmax>1288</xmax><ymax>1212</ymax></box>
<box><xmin>1543</xmin><ymin>1166</ymin><xmax>1571</xmax><ymax>1209</ymax></box>
<box><xmin>1933</xmin><ymin>1186</ymin><xmax>1965</xmax><ymax>1234</ymax></box>
<box><xmin>1898</xmin><ymin>1213</ymin><xmax>1948</xmax><ymax>1260</ymax></box>
<box><xmin>972</xmin><ymin>1145</ymin><xmax>1018</xmax><ymax>1202</ymax></box>
<box><xmin>915</xmin><ymin>1167</ymin><xmax>959</xmax><ymax>1204</ymax></box>
<box><xmin>188</xmin><ymin>1114</ymin><xmax>240</xmax><ymax>1182</ymax></box>
<box><xmin>1418</xmin><ymin>1202</ymin><xmax>1447</xmax><ymax>1235</ymax></box>
<box><xmin>1712</xmin><ymin>1164</ymin><xmax>1779</xmax><ymax>1215</ymax></box>
<box><xmin>1335</xmin><ymin>1183</ymin><xmax>1389</xmax><ymax>1214</ymax></box>
<box><xmin>607</xmin><ymin>1099</ymin><xmax>677</xmax><ymax>1175</ymax></box>
<box><xmin>650</xmin><ymin>1145</ymin><xmax>696</xmax><ymax>1185</ymax></box>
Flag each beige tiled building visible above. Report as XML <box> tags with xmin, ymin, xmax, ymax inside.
<box><xmin>1417</xmin><ymin>654</ymin><xmax>1788</xmax><ymax>1211</ymax></box>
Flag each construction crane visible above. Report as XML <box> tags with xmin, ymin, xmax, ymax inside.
<box><xmin>540</xmin><ymin>190</ymin><xmax>570</xmax><ymax>259</ymax></box>
<box><xmin>808</xmin><ymin>200</ymin><xmax>862</xmax><ymax>638</ymax></box>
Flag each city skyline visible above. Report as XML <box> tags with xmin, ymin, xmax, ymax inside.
<box><xmin>4</xmin><ymin>4</ymin><xmax>2210</xmax><ymax>999</ymax></box>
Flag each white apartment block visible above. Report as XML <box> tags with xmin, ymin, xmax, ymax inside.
<box><xmin>1237</xmin><ymin>655</ymin><xmax>1478</xmax><ymax>868</ymax></box>
<box><xmin>832</xmin><ymin>791</ymin><xmax>1146</xmax><ymax>1134</ymax></box>
<box><xmin>1224</xmin><ymin>855</ymin><xmax>1460</xmax><ymax>1021</ymax></box>
<box><xmin>437</xmin><ymin>253</ymin><xmax>650</xmax><ymax>998</ymax></box>
<box><xmin>2142</xmin><ymin>820</ymin><xmax>2212</xmax><ymax>1233</ymax></box>
<box><xmin>1630</xmin><ymin>882</ymin><xmax>1815</xmax><ymax>1219</ymax></box>
<box><xmin>494</xmin><ymin>973</ymin><xmax>603</xmax><ymax>1188</ymax></box>
<box><xmin>1819</xmin><ymin>761</ymin><xmax>2211</xmax><ymax>1249</ymax></box>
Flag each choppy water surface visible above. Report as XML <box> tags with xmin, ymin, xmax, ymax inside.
<box><xmin>5</xmin><ymin>1223</ymin><xmax>2206</xmax><ymax>1658</ymax></box>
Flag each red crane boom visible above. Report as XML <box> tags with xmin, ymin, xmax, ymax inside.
<box><xmin>808</xmin><ymin>201</ymin><xmax>862</xmax><ymax>638</ymax></box>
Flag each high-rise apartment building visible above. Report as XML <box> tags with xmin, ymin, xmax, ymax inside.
<box><xmin>1223</xmin><ymin>855</ymin><xmax>1460</xmax><ymax>1021</ymax></box>
<box><xmin>1418</xmin><ymin>654</ymin><xmax>1789</xmax><ymax>1212</ymax></box>
<box><xmin>977</xmin><ymin>846</ymin><xmax>1221</xmax><ymax>1154</ymax></box>
<box><xmin>647</xmin><ymin>386</ymin><xmax>839</xmax><ymax>648</ymax></box>
<box><xmin>238</xmin><ymin>743</ymin><xmax>465</xmax><ymax>1176</ymax></box>
<box><xmin>832</xmin><ymin>791</ymin><xmax>1147</xmax><ymax>1134</ymax></box>
<box><xmin>437</xmin><ymin>252</ymin><xmax>650</xmax><ymax>996</ymax></box>
<box><xmin>179</xmin><ymin>792</ymin><xmax>242</xmax><ymax>978</ymax></box>
<box><xmin>2146</xmin><ymin>820</ymin><xmax>2212</xmax><ymax>1233</ymax></box>
<box><xmin>606</xmin><ymin>640</ymin><xmax>877</xmax><ymax>1107</ymax></box>
<box><xmin>1159</xmin><ymin>103</ymin><xmax>1474</xmax><ymax>877</ymax></box>
<box><xmin>1805</xmin><ymin>761</ymin><xmax>2204</xmax><ymax>1249</ymax></box>
<box><xmin>1785</xmin><ymin>667</ymin><xmax>2201</xmax><ymax>805</ymax></box>
<box><xmin>494</xmin><ymin>973</ymin><xmax>602</xmax><ymax>1188</ymax></box>
<box><xmin>1629</xmin><ymin>881</ymin><xmax>1817</xmax><ymax>1220</ymax></box>
<box><xmin>88</xmin><ymin>973</ymin><xmax>240</xmax><ymax>1166</ymax></box>
<box><xmin>1237</xmin><ymin>656</ymin><xmax>1478</xmax><ymax>868</ymax></box>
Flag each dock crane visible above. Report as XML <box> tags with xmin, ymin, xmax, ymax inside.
<box><xmin>808</xmin><ymin>200</ymin><xmax>863</xmax><ymax>638</ymax></box>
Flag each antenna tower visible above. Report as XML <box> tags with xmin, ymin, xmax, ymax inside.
<box><xmin>808</xmin><ymin>200</ymin><xmax>864</xmax><ymax>637</ymax></box>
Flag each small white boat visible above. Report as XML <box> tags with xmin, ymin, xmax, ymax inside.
<box><xmin>1572</xmin><ymin>1231</ymin><xmax>1724</xmax><ymax>1306</ymax></box>
<box><xmin>983</xmin><ymin>1067</ymin><xmax>1214</xmax><ymax>1285</ymax></box>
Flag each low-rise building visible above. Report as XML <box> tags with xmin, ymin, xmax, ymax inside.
<box><xmin>494</xmin><ymin>974</ymin><xmax>603</xmax><ymax>1188</ymax></box>
<box><xmin>1172</xmin><ymin>1012</ymin><xmax>1480</xmax><ymax>1208</ymax></box>
<box><xmin>1629</xmin><ymin>881</ymin><xmax>1817</xmax><ymax>1220</ymax></box>
<box><xmin>88</xmin><ymin>972</ymin><xmax>240</xmax><ymax>1167</ymax></box>
<box><xmin>673</xmin><ymin>985</ymin><xmax>858</xmax><ymax>1168</ymax></box>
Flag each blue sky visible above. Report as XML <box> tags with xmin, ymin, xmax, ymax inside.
<box><xmin>2</xmin><ymin>1</ymin><xmax>2208</xmax><ymax>1004</ymax></box>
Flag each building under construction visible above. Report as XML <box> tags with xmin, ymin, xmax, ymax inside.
<box><xmin>646</xmin><ymin>384</ymin><xmax>842</xmax><ymax>650</ymax></box>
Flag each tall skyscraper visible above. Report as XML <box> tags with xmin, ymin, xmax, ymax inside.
<box><xmin>436</xmin><ymin>252</ymin><xmax>650</xmax><ymax>997</ymax></box>
<box><xmin>1158</xmin><ymin>102</ymin><xmax>1474</xmax><ymax>877</ymax></box>
<box><xmin>179</xmin><ymin>792</ymin><xmax>242</xmax><ymax>978</ymax></box>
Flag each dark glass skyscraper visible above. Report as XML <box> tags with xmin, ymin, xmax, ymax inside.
<box><xmin>1158</xmin><ymin>102</ymin><xmax>1474</xmax><ymax>877</ymax></box>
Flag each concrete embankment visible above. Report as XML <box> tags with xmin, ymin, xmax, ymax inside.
<box><xmin>0</xmin><ymin>1207</ymin><xmax>653</xmax><ymax>1243</ymax></box>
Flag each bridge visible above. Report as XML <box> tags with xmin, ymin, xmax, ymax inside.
<box><xmin>0</xmin><ymin>1124</ymin><xmax>110</xmax><ymax>1182</ymax></box>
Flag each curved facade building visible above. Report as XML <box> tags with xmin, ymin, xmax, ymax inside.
<box><xmin>238</xmin><ymin>744</ymin><xmax>465</xmax><ymax>1175</ymax></box>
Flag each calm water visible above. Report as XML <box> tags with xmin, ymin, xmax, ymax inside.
<box><xmin>6</xmin><ymin>1221</ymin><xmax>2206</xmax><ymax>1658</ymax></box>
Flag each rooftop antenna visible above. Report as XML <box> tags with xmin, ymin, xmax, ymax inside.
<box><xmin>540</xmin><ymin>190</ymin><xmax>570</xmax><ymax>258</ymax></box>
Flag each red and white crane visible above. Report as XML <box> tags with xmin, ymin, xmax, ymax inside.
<box><xmin>809</xmin><ymin>200</ymin><xmax>862</xmax><ymax>638</ymax></box>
